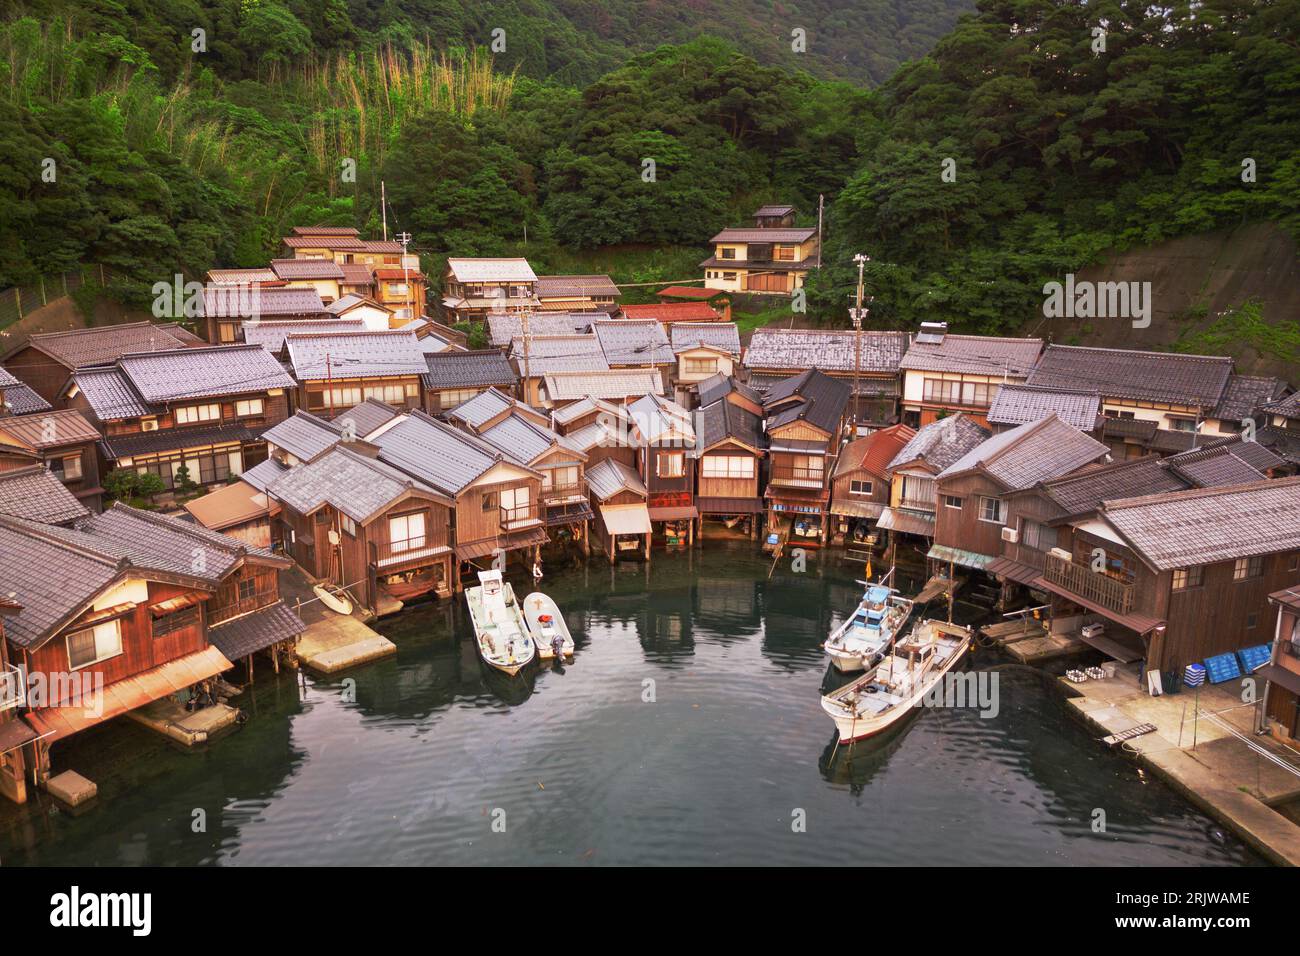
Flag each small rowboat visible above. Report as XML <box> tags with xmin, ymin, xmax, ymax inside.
<box><xmin>465</xmin><ymin>570</ymin><xmax>535</xmax><ymax>677</ymax></box>
<box><xmin>313</xmin><ymin>584</ymin><xmax>353</xmax><ymax>615</ymax></box>
<box><xmin>522</xmin><ymin>591</ymin><xmax>575</xmax><ymax>660</ymax></box>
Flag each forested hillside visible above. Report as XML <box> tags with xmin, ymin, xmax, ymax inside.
<box><xmin>0</xmin><ymin>0</ymin><xmax>1297</xmax><ymax>345</ymax></box>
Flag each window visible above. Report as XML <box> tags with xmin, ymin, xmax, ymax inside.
<box><xmin>1172</xmin><ymin>566</ymin><xmax>1204</xmax><ymax>590</ymax></box>
<box><xmin>774</xmin><ymin>246</ymin><xmax>797</xmax><ymax>262</ymax></box>
<box><xmin>154</xmin><ymin>605</ymin><xmax>199</xmax><ymax>638</ymax></box>
<box><xmin>440</xmin><ymin>388</ymin><xmax>485</xmax><ymax>408</ymax></box>
<box><xmin>544</xmin><ymin>465</ymin><xmax>580</xmax><ymax>491</ymax></box>
<box><xmin>67</xmin><ymin>620</ymin><xmax>122</xmax><ymax>670</ymax></box>
<box><xmin>235</xmin><ymin>398</ymin><xmax>265</xmax><ymax>417</ymax></box>
<box><xmin>389</xmin><ymin>512</ymin><xmax>426</xmax><ymax>552</ymax></box>
<box><xmin>942</xmin><ymin>494</ymin><xmax>963</xmax><ymax>510</ymax></box>
<box><xmin>1247</xmin><ymin>613</ymin><xmax>1258</xmax><ymax>630</ymax></box>
<box><xmin>1233</xmin><ymin>555</ymin><xmax>1263</xmax><ymax>581</ymax></box>
<box><xmin>720</xmin><ymin>248</ymin><xmax>736</xmax><ymax>260</ymax></box>
<box><xmin>339</xmin><ymin>513</ymin><xmax>356</xmax><ymax>537</ymax></box>
<box><xmin>175</xmin><ymin>403</ymin><xmax>220</xmax><ymax>425</ymax></box>
<box><xmin>501</xmin><ymin>487</ymin><xmax>531</xmax><ymax>524</ymax></box>
<box><xmin>657</xmin><ymin>452</ymin><xmax>685</xmax><ymax>478</ymax></box>
<box><xmin>219</xmin><ymin>322</ymin><xmax>238</xmax><ymax>344</ymax></box>
<box><xmin>722</xmin><ymin>272</ymin><xmax>737</xmax><ymax>281</ymax></box>
<box><xmin>363</xmin><ymin>384</ymin><xmax>410</xmax><ymax>404</ymax></box>
<box><xmin>50</xmin><ymin>454</ymin><xmax>82</xmax><ymax>482</ymax></box>
<box><xmin>238</xmin><ymin>576</ymin><xmax>258</xmax><ymax>601</ymax></box>
<box><xmin>1020</xmin><ymin>519</ymin><xmax>1052</xmax><ymax>552</ymax></box>
<box><xmin>1168</xmin><ymin>417</ymin><xmax>1198</xmax><ymax>433</ymax></box>
<box><xmin>849</xmin><ymin>479</ymin><xmax>873</xmax><ymax>496</ymax></box>
<box><xmin>922</xmin><ymin>379</ymin><xmax>993</xmax><ymax>408</ymax></box>
<box><xmin>684</xmin><ymin>357</ymin><xmax>718</xmax><ymax>375</ymax></box>
<box><xmin>702</xmin><ymin>455</ymin><xmax>754</xmax><ymax>479</ymax></box>
<box><xmin>1288</xmin><ymin>552</ymin><xmax>1298</xmax><ymax>572</ymax></box>
<box><xmin>978</xmin><ymin>496</ymin><xmax>1005</xmax><ymax>524</ymax></box>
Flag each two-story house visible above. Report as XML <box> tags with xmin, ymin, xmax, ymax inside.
<box><xmin>693</xmin><ymin>392</ymin><xmax>766</xmax><ymax>537</ymax></box>
<box><xmin>286</xmin><ymin>330</ymin><xmax>427</xmax><ymax>419</ymax></box>
<box><xmin>442</xmin><ymin>258</ymin><xmax>539</xmax><ymax>324</ymax></box>
<box><xmin>985</xmin><ymin>383</ymin><xmax>1102</xmax><ymax>435</ymax></box>
<box><xmin>761</xmin><ymin>369</ymin><xmax>851</xmax><ymax>546</ymax></box>
<box><xmin>422</xmin><ymin>350</ymin><xmax>518</xmax><ymax>415</ymax></box>
<box><xmin>670</xmin><ymin>322</ymin><xmax>741</xmax><ymax>404</ymax></box>
<box><xmin>65</xmin><ymin>345</ymin><xmax>296</xmax><ymax>492</ymax></box>
<box><xmin>594</xmin><ymin>319</ymin><xmax>677</xmax><ymax>393</ymax></box>
<box><xmin>878</xmin><ymin>413</ymin><xmax>990</xmax><ymax>549</ymax></box>
<box><xmin>201</xmin><ymin>285</ymin><xmax>328</xmax><ymax>344</ymax></box>
<box><xmin>898</xmin><ymin>326</ymin><xmax>1043</xmax><ymax>428</ymax></box>
<box><xmin>535</xmin><ymin>274</ymin><xmax>621</xmax><ymax>313</ymax></box>
<box><xmin>269</xmin><ymin>258</ymin><xmax>345</xmax><ymax>304</ymax></box>
<box><xmin>743</xmin><ymin>328</ymin><xmax>909</xmax><ymax>428</ymax></box>
<box><xmin>702</xmin><ymin>205</ymin><xmax>819</xmax><ymax>295</ymax></box>
<box><xmin>510</xmin><ymin>333</ymin><xmax>609</xmax><ymax>406</ymax></box>
<box><xmin>0</xmin><ymin>408</ymin><xmax>104</xmax><ymax>511</ymax></box>
<box><xmin>487</xmin><ymin>312</ymin><xmax>593</xmax><ymax>348</ymax></box>
<box><xmin>629</xmin><ymin>393</ymin><xmax>699</xmax><ymax>547</ymax></box>
<box><xmin>829</xmin><ymin>423</ymin><xmax>916</xmax><ymax>544</ymax></box>
<box><xmin>1261</xmin><ymin>588</ymin><xmax>1300</xmax><ymax>743</ymax></box>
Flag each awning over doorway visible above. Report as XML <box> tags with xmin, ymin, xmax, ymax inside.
<box><xmin>601</xmin><ymin>503</ymin><xmax>652</xmax><ymax>535</ymax></box>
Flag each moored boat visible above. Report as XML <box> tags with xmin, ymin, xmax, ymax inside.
<box><xmin>465</xmin><ymin>570</ymin><xmax>535</xmax><ymax>676</ymax></box>
<box><xmin>821</xmin><ymin>619</ymin><xmax>972</xmax><ymax>744</ymax></box>
<box><xmin>822</xmin><ymin>583</ymin><xmax>914</xmax><ymax>672</ymax></box>
<box><xmin>522</xmin><ymin>591</ymin><xmax>575</xmax><ymax>660</ymax></box>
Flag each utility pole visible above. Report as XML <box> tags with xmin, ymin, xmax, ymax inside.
<box><xmin>326</xmin><ymin>352</ymin><xmax>335</xmax><ymax>418</ymax></box>
<box><xmin>521</xmin><ymin>305</ymin><xmax>532</xmax><ymax>403</ymax></box>
<box><xmin>816</xmin><ymin>194</ymin><xmax>824</xmax><ymax>269</ymax></box>
<box><xmin>849</xmin><ymin>253</ymin><xmax>871</xmax><ymax>434</ymax></box>
<box><xmin>381</xmin><ymin>181</ymin><xmax>388</xmax><ymax>241</ymax></box>
<box><xmin>397</xmin><ymin>231</ymin><xmax>413</xmax><ymax>322</ymax></box>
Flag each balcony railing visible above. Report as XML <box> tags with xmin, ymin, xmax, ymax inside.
<box><xmin>769</xmin><ymin>467</ymin><xmax>824</xmax><ymax>489</ymax></box>
<box><xmin>372</xmin><ymin>536</ymin><xmax>450</xmax><ymax>569</ymax></box>
<box><xmin>501</xmin><ymin>503</ymin><xmax>542</xmax><ymax>531</ymax></box>
<box><xmin>541</xmin><ymin>482</ymin><xmax>583</xmax><ymax>502</ymax></box>
<box><xmin>1044</xmin><ymin>553</ymin><xmax>1134</xmax><ymax>615</ymax></box>
<box><xmin>0</xmin><ymin>663</ymin><xmax>24</xmax><ymax>712</ymax></box>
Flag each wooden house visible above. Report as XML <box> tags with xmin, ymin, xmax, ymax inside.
<box><xmin>743</xmin><ymin>328</ymin><xmax>908</xmax><ymax>428</ymax></box>
<box><xmin>877</xmin><ymin>413</ymin><xmax>989</xmax><ymax>547</ymax></box>
<box><xmin>0</xmin><ymin>408</ymin><xmax>104</xmax><ymax>511</ymax></box>
<box><xmin>487</xmin><ymin>312</ymin><xmax>592</xmax><ymax>349</ymax></box>
<box><xmin>551</xmin><ymin>397</ymin><xmax>639</xmax><ymax>472</ymax></box>
<box><xmin>898</xmin><ymin>326</ymin><xmax>1042</xmax><ymax>428</ymax></box>
<box><xmin>269</xmin><ymin>258</ymin><xmax>345</xmax><ymax>304</ymax></box>
<box><xmin>373</xmin><ymin>267</ymin><xmax>427</xmax><ymax>323</ymax></box>
<box><xmin>441</xmin><ymin>258</ymin><xmax>539</xmax><ymax>324</ymax></box>
<box><xmin>422</xmin><ymin>349</ymin><xmax>518</xmax><ymax>415</ymax></box>
<box><xmin>0</xmin><ymin>504</ymin><xmax>301</xmax><ymax>800</ymax></box>
<box><xmin>629</xmin><ymin>393</ymin><xmax>699</xmax><ymax>546</ymax></box>
<box><xmin>585</xmin><ymin>458</ymin><xmax>652</xmax><ymax>562</ymax></box>
<box><xmin>985</xmin><ymin>383</ymin><xmax>1102</xmax><ymax>435</ymax></box>
<box><xmin>1</xmin><ymin>321</ymin><xmax>201</xmax><ymax>406</ymax></box>
<box><xmin>693</xmin><ymin>393</ymin><xmax>766</xmax><ymax>536</ymax></box>
<box><xmin>1262</xmin><ymin>588</ymin><xmax>1300</xmax><ymax>743</ymax></box>
<box><xmin>594</xmin><ymin>319</ymin><xmax>677</xmax><ymax>393</ymax></box>
<box><xmin>510</xmin><ymin>334</ymin><xmax>608</xmax><ymax>406</ymax></box>
<box><xmin>540</xmin><ymin>369</ymin><xmax>663</xmax><ymax>410</ymax></box>
<box><xmin>201</xmin><ymin>286</ymin><xmax>327</xmax><ymax>344</ymax></box>
<box><xmin>761</xmin><ymin>369</ymin><xmax>851</xmax><ymax>545</ymax></box>
<box><xmin>1260</xmin><ymin>391</ymin><xmax>1300</xmax><ymax>469</ymax></box>
<box><xmin>669</xmin><ymin>322</ymin><xmax>741</xmax><ymax>403</ymax></box>
<box><xmin>701</xmin><ymin>205</ymin><xmax>819</xmax><ymax>295</ymax></box>
<box><xmin>1</xmin><ymin>366</ymin><xmax>54</xmax><ymax>418</ymax></box>
<box><xmin>931</xmin><ymin>415</ymin><xmax>1110</xmax><ymax>582</ymax></box>
<box><xmin>270</xmin><ymin>445</ymin><xmax>455</xmax><ymax>610</ymax></box>
<box><xmin>829</xmin><ymin>423</ymin><xmax>916</xmax><ymax>543</ymax></box>
<box><xmin>287</xmin><ymin>330</ymin><xmax>426</xmax><ymax>419</ymax></box>
<box><xmin>695</xmin><ymin>374</ymin><xmax>764</xmax><ymax>417</ymax></box>
<box><xmin>65</xmin><ymin>344</ymin><xmax>296</xmax><ymax>492</ymax></box>
<box><xmin>535</xmin><ymin>274</ymin><xmax>620</xmax><ymax>313</ymax></box>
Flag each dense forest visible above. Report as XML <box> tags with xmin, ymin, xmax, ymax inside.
<box><xmin>0</xmin><ymin>0</ymin><xmax>1297</xmax><ymax>335</ymax></box>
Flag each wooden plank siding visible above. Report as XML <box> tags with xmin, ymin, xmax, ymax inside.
<box><xmin>933</xmin><ymin>471</ymin><xmax>1009</xmax><ymax>561</ymax></box>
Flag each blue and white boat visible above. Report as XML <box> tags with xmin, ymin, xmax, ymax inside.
<box><xmin>823</xmin><ymin>582</ymin><xmax>915</xmax><ymax>673</ymax></box>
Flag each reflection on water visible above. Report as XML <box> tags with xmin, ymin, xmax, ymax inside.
<box><xmin>0</xmin><ymin>543</ymin><xmax>1260</xmax><ymax>866</ymax></box>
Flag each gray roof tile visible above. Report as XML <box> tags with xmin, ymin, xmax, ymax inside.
<box><xmin>287</xmin><ymin>331</ymin><xmax>426</xmax><ymax>380</ymax></box>
<box><xmin>594</xmin><ymin>320</ymin><xmax>675</xmax><ymax>366</ymax></box>
<box><xmin>888</xmin><ymin>413</ymin><xmax>990</xmax><ymax>473</ymax></box>
<box><xmin>423</xmin><ymin>349</ymin><xmax>517</xmax><ymax>390</ymax></box>
<box><xmin>987</xmin><ymin>384</ymin><xmax>1101</xmax><ymax>431</ymax></box>
<box><xmin>269</xmin><ymin>445</ymin><xmax>439</xmax><ymax>522</ymax></box>
<box><xmin>744</xmin><ymin>329</ymin><xmax>908</xmax><ymax>374</ymax></box>
<box><xmin>1027</xmin><ymin>344</ymin><xmax>1233</xmax><ymax>407</ymax></box>
<box><xmin>900</xmin><ymin>334</ymin><xmax>1042</xmax><ymax>376</ymax></box>
<box><xmin>119</xmin><ymin>344</ymin><xmax>296</xmax><ymax>402</ymax></box>
<box><xmin>936</xmin><ymin>415</ymin><xmax>1110</xmax><ymax>490</ymax></box>
<box><xmin>0</xmin><ymin>466</ymin><xmax>90</xmax><ymax>524</ymax></box>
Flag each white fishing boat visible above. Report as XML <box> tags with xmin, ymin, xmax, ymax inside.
<box><xmin>822</xmin><ymin>582</ymin><xmax>914</xmax><ymax>672</ymax></box>
<box><xmin>821</xmin><ymin>619</ymin><xmax>973</xmax><ymax>744</ymax></box>
<box><xmin>464</xmin><ymin>570</ymin><xmax>535</xmax><ymax>676</ymax></box>
<box><xmin>522</xmin><ymin>591</ymin><xmax>575</xmax><ymax>660</ymax></box>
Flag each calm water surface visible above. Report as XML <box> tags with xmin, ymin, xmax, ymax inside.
<box><xmin>0</xmin><ymin>543</ymin><xmax>1260</xmax><ymax>866</ymax></box>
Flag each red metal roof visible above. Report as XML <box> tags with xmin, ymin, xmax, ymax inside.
<box><xmin>620</xmin><ymin>302</ymin><xmax>721</xmax><ymax>323</ymax></box>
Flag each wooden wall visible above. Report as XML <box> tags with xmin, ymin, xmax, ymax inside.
<box><xmin>934</xmin><ymin>472</ymin><xmax>1009</xmax><ymax>559</ymax></box>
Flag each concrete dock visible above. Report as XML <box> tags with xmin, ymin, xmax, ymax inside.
<box><xmin>1060</xmin><ymin>661</ymin><xmax>1300</xmax><ymax>866</ymax></box>
<box><xmin>127</xmin><ymin>698</ymin><xmax>241</xmax><ymax>745</ymax></box>
<box><xmin>283</xmin><ymin>568</ymin><xmax>397</xmax><ymax>675</ymax></box>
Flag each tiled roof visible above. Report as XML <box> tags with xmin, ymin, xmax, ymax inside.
<box><xmin>936</xmin><ymin>415</ymin><xmax>1110</xmax><ymax>491</ymax></box>
<box><xmin>242</xmin><ymin>319</ymin><xmax>366</xmax><ymax>352</ymax></box>
<box><xmin>619</xmin><ymin>303</ymin><xmax>721</xmax><ymax>324</ymax></box>
<box><xmin>487</xmin><ymin>312</ymin><xmax>593</xmax><ymax>346</ymax></box>
<box><xmin>888</xmin><ymin>413</ymin><xmax>991</xmax><ymax>473</ymax></box>
<box><xmin>445</xmin><ymin>387</ymin><xmax>543</xmax><ymax>430</ymax></box>
<box><xmin>102</xmin><ymin>422</ymin><xmax>262</xmax><ymax>460</ymax></box>
<box><xmin>0</xmin><ymin>408</ymin><xmax>99</xmax><ymax>448</ymax></box>
<box><xmin>207</xmin><ymin>267</ymin><xmax>280</xmax><ymax>285</ymax></box>
<box><xmin>586</xmin><ymin>458</ymin><xmax>646</xmax><ymax>501</ymax></box>
<box><xmin>550</xmin><ymin>396</ymin><xmax>630</xmax><ymax>428</ymax></box>
<box><xmin>709</xmin><ymin>227</ymin><xmax>816</xmax><ymax>243</ymax></box>
<box><xmin>270</xmin><ymin>258</ymin><xmax>345</xmax><ymax>281</ymax></box>
<box><xmin>542</xmin><ymin>369</ymin><xmax>663</xmax><ymax>403</ymax></box>
<box><xmin>0</xmin><ymin>466</ymin><xmax>90</xmax><ymax>524</ymax></box>
<box><xmin>1213</xmin><ymin>374</ymin><xmax>1288</xmax><ymax>422</ymax></box>
<box><xmin>0</xmin><ymin>381</ymin><xmax>52</xmax><ymax>415</ymax></box>
<box><xmin>1101</xmin><ymin>477</ymin><xmax>1300</xmax><ymax>570</ymax></box>
<box><xmin>534</xmin><ymin>275</ymin><xmax>620</xmax><ymax>298</ymax></box>
<box><xmin>17</xmin><ymin>321</ymin><xmax>197</xmax><ymax>369</ymax></box>
<box><xmin>1259</xmin><ymin>426</ymin><xmax>1300</xmax><ymax>465</ymax></box>
<box><xmin>1027</xmin><ymin>345</ymin><xmax>1233</xmax><ymax>407</ymax></box>
<box><xmin>271</xmin><ymin>445</ymin><xmax>444</xmax><ymax>522</ymax></box>
<box><xmin>763</xmin><ymin>369</ymin><xmax>851</xmax><ymax>435</ymax></box>
<box><xmin>899</xmin><ymin>334</ymin><xmax>1042</xmax><ymax>376</ymax></box>
<box><xmin>339</xmin><ymin>263</ymin><xmax>376</xmax><ymax>285</ymax></box>
<box><xmin>282</xmin><ymin>234</ymin><xmax>364</xmax><ymax>249</ymax></box>
<box><xmin>291</xmin><ymin>225</ymin><xmax>360</xmax><ymax>237</ymax></box>
<box><xmin>326</xmin><ymin>294</ymin><xmax>390</xmax><ymax>316</ymax></box>
<box><xmin>695</xmin><ymin>399</ymin><xmax>764</xmax><ymax>451</ymax></box>
<box><xmin>744</xmin><ymin>329</ymin><xmax>908</xmax><ymax>374</ymax></box>
<box><xmin>657</xmin><ymin>286</ymin><xmax>729</xmax><ymax>300</ymax></box>
<box><xmin>629</xmin><ymin>393</ymin><xmax>695</xmax><ymax>447</ymax></box>
<box><xmin>287</xmin><ymin>330</ymin><xmax>426</xmax><ymax>380</ymax></box>
<box><xmin>118</xmin><ymin>345</ymin><xmax>296</xmax><ymax>402</ymax></box>
<box><xmin>509</xmin><ymin>334</ymin><xmax>608</xmax><ymax>376</ymax></box>
<box><xmin>83</xmin><ymin>503</ymin><xmax>280</xmax><ymax>579</ymax></box>
<box><xmin>670</xmin><ymin>322</ymin><xmax>741</xmax><ymax>356</ymax></box>
<box><xmin>70</xmin><ymin>366</ymin><xmax>154</xmax><ymax>421</ymax></box>
<box><xmin>372</xmin><ymin>411</ymin><xmax>504</xmax><ymax>496</ymax></box>
<box><xmin>594</xmin><ymin>320</ymin><xmax>675</xmax><ymax>366</ymax></box>
<box><xmin>1262</xmin><ymin>391</ymin><xmax>1300</xmax><ymax>420</ymax></box>
<box><xmin>208</xmin><ymin>601</ymin><xmax>305</xmax><ymax>659</ymax></box>
<box><xmin>1167</xmin><ymin>451</ymin><xmax>1265</xmax><ymax>488</ymax></box>
<box><xmin>1040</xmin><ymin>456</ymin><xmax>1189</xmax><ymax>517</ymax></box>
<box><xmin>360</xmin><ymin>239</ymin><xmax>404</xmax><ymax>252</ymax></box>
<box><xmin>987</xmin><ymin>384</ymin><xmax>1101</xmax><ymax>431</ymax></box>
<box><xmin>262</xmin><ymin>411</ymin><xmax>343</xmax><ymax>461</ymax></box>
<box><xmin>754</xmin><ymin>204</ymin><xmax>795</xmax><ymax>217</ymax></box>
<box><xmin>478</xmin><ymin>413</ymin><xmax>571</xmax><ymax>466</ymax></box>
<box><xmin>446</xmin><ymin>257</ymin><xmax>537</xmax><ymax>283</ymax></box>
<box><xmin>336</xmin><ymin>397</ymin><xmax>401</xmax><ymax>438</ymax></box>
<box><xmin>202</xmin><ymin>285</ymin><xmax>325</xmax><ymax>319</ymax></box>
<box><xmin>697</xmin><ymin>373</ymin><xmax>762</xmax><ymax>409</ymax></box>
<box><xmin>240</xmin><ymin>457</ymin><xmax>288</xmax><ymax>493</ymax></box>
<box><xmin>833</xmin><ymin>424</ymin><xmax>916</xmax><ymax>478</ymax></box>
<box><xmin>423</xmin><ymin>349</ymin><xmax>518</xmax><ymax>391</ymax></box>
